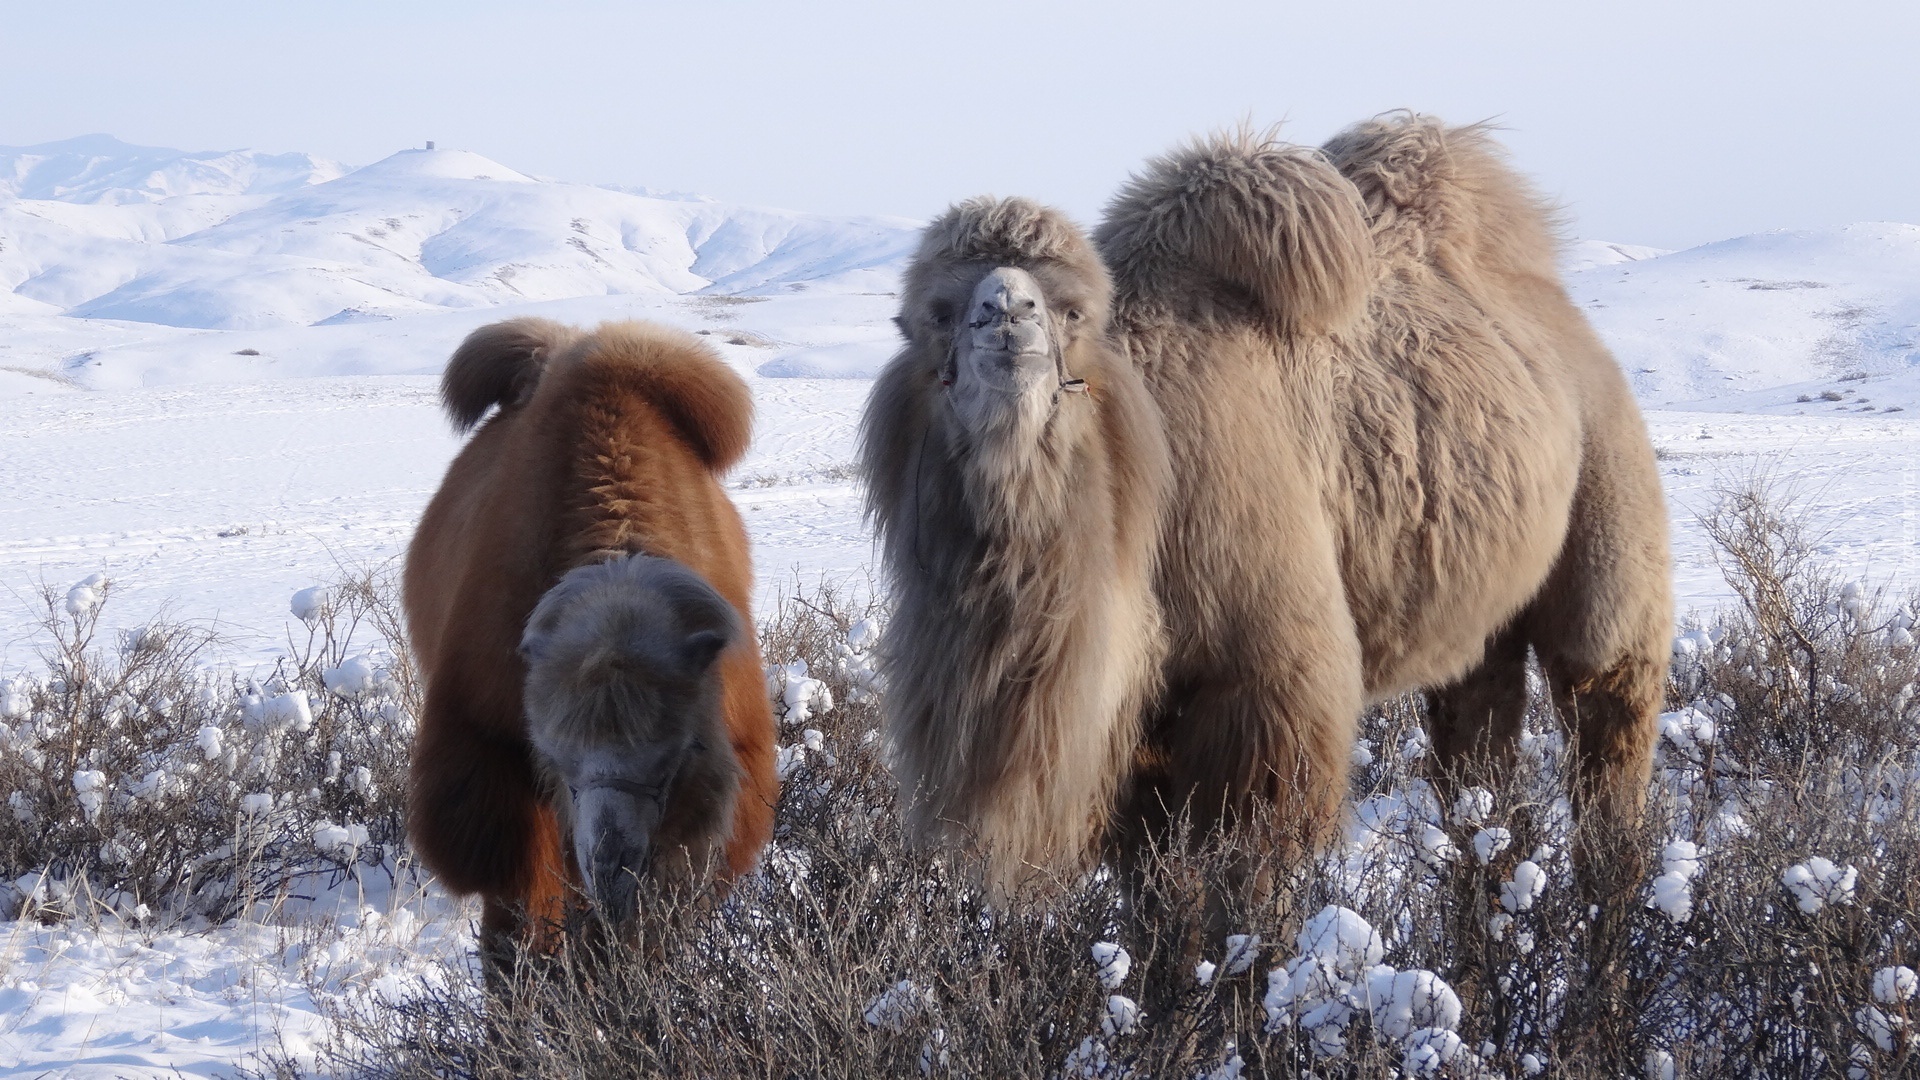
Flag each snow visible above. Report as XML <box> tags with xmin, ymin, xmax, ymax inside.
<box><xmin>1297</xmin><ymin>907</ymin><xmax>1382</xmax><ymax>972</ymax></box>
<box><xmin>1099</xmin><ymin>994</ymin><xmax>1141</xmax><ymax>1037</ymax></box>
<box><xmin>3</xmin><ymin>133</ymin><xmax>1919</xmax><ymax>1077</ymax></box>
<box><xmin>1782</xmin><ymin>857</ymin><xmax>1860</xmax><ymax>914</ymax></box>
<box><xmin>1872</xmin><ymin>966</ymin><xmax>1918</xmax><ymax>1004</ymax></box>
<box><xmin>0</xmin><ymin>135</ymin><xmax>348</xmax><ymax>204</ymax></box>
<box><xmin>1568</xmin><ymin>223</ymin><xmax>1920</xmax><ymax>408</ymax></box>
<box><xmin>1362</xmin><ymin>968</ymin><xmax>1462</xmax><ymax>1040</ymax></box>
<box><xmin>1221</xmin><ymin>933</ymin><xmax>1261</xmax><ymax>976</ymax></box>
<box><xmin>1500</xmin><ymin>860</ymin><xmax>1548</xmax><ymax>913</ymax></box>
<box><xmin>0</xmin><ymin>138</ymin><xmax>916</xmax><ymax>339</ymax></box>
<box><xmin>1450</xmin><ymin>787</ymin><xmax>1493</xmax><ymax>827</ymax></box>
<box><xmin>771</xmin><ymin>659</ymin><xmax>836</xmax><ymax>727</ymax></box>
<box><xmin>1648</xmin><ymin>840</ymin><xmax>1704</xmax><ymax>923</ymax></box>
<box><xmin>289</xmin><ymin>587</ymin><xmax>328</xmax><ymax>624</ymax></box>
<box><xmin>0</xmin><ymin>874</ymin><xmax>472</xmax><ymax>1079</ymax></box>
<box><xmin>1472</xmin><ymin>827</ymin><xmax>1512</xmax><ymax>866</ymax></box>
<box><xmin>1090</xmin><ymin>941</ymin><xmax>1131</xmax><ymax>989</ymax></box>
<box><xmin>320</xmin><ymin>656</ymin><xmax>377</xmax><ymax>698</ymax></box>
<box><xmin>861</xmin><ymin>978</ymin><xmax>931</xmax><ymax>1033</ymax></box>
<box><xmin>1262</xmin><ymin>907</ymin><xmax>1472</xmax><ymax>1067</ymax></box>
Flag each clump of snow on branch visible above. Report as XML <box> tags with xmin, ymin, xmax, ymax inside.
<box><xmin>1647</xmin><ymin>839</ymin><xmax>1703</xmax><ymax>923</ymax></box>
<box><xmin>769</xmin><ymin>658</ymin><xmax>835</xmax><ymax>726</ymax></box>
<box><xmin>862</xmin><ymin>978</ymin><xmax>932</xmax><ymax>1032</ymax></box>
<box><xmin>65</xmin><ymin>573</ymin><xmax>107</xmax><ymax>616</ymax></box>
<box><xmin>1500</xmin><ymin>860</ymin><xmax>1548</xmax><ymax>912</ymax></box>
<box><xmin>1782</xmin><ymin>856</ymin><xmax>1858</xmax><ymax>914</ymax></box>
<box><xmin>1090</xmin><ymin>941</ymin><xmax>1131</xmax><ymax>989</ymax></box>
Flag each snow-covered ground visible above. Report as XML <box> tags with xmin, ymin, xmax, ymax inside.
<box><xmin>2</xmin><ymin>135</ymin><xmax>1918</xmax><ymax>1076</ymax></box>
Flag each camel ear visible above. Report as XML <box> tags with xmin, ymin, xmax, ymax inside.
<box><xmin>518</xmin><ymin>631</ymin><xmax>545</xmax><ymax>665</ymax></box>
<box><xmin>680</xmin><ymin>629</ymin><xmax>731</xmax><ymax>672</ymax></box>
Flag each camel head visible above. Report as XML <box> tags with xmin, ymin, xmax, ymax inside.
<box><xmin>520</xmin><ymin>554</ymin><xmax>740</xmax><ymax>925</ymax></box>
<box><xmin>898</xmin><ymin>197</ymin><xmax>1114</xmax><ymax>441</ymax></box>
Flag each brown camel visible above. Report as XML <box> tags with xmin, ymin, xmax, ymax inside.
<box><xmin>404</xmin><ymin>318</ymin><xmax>777</xmax><ymax>964</ymax></box>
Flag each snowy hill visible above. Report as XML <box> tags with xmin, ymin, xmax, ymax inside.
<box><xmin>1565</xmin><ymin>223</ymin><xmax>1920</xmax><ymax>409</ymax></box>
<box><xmin>4</xmin><ymin>136</ymin><xmax>1917</xmax><ymax>408</ymax></box>
<box><xmin>0</xmin><ymin>139</ymin><xmax>920</xmax><ymax>334</ymax></box>
<box><xmin>1558</xmin><ymin>238</ymin><xmax>1670</xmax><ymax>273</ymax></box>
<box><xmin>0</xmin><ymin>134</ymin><xmax>348</xmax><ymax>203</ymax></box>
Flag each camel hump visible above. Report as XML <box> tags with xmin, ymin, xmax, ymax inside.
<box><xmin>570</xmin><ymin>321</ymin><xmax>755</xmax><ymax>472</ymax></box>
<box><xmin>440</xmin><ymin>317</ymin><xmax>582</xmax><ymax>433</ymax></box>
<box><xmin>1097</xmin><ymin>129</ymin><xmax>1373</xmax><ymax>335</ymax></box>
<box><xmin>1322</xmin><ymin>113</ymin><xmax>1562</xmax><ymax>279</ymax></box>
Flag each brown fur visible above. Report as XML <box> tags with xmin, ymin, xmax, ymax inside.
<box><xmin>862</xmin><ymin>116</ymin><xmax>1670</xmax><ymax>887</ymax></box>
<box><xmin>860</xmin><ymin>198</ymin><xmax>1172</xmax><ymax>886</ymax></box>
<box><xmin>404</xmin><ymin>318</ymin><xmax>777</xmax><ymax>953</ymax></box>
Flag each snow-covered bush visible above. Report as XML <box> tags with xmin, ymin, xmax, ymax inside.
<box><xmin>0</xmin><ymin>566</ymin><xmax>415</xmax><ymax>924</ymax></box>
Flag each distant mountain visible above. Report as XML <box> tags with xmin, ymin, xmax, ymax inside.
<box><xmin>1565</xmin><ymin>223</ymin><xmax>1920</xmax><ymax>405</ymax></box>
<box><xmin>0</xmin><ymin>140</ymin><xmax>920</xmax><ymax>330</ymax></box>
<box><xmin>3</xmin><ymin>136</ymin><xmax>1916</xmax><ymax>411</ymax></box>
<box><xmin>1560</xmin><ymin>239</ymin><xmax>1671</xmax><ymax>274</ymax></box>
<box><xmin>0</xmin><ymin>134</ymin><xmax>349</xmax><ymax>203</ymax></box>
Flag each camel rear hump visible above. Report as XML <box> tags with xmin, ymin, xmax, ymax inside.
<box><xmin>1096</xmin><ymin>129</ymin><xmax>1374</xmax><ymax>335</ymax></box>
<box><xmin>551</xmin><ymin>321</ymin><xmax>755</xmax><ymax>473</ymax></box>
<box><xmin>1322</xmin><ymin>113</ymin><xmax>1563</xmax><ymax>282</ymax></box>
<box><xmin>441</xmin><ymin>319</ymin><xmax>753</xmax><ymax>473</ymax></box>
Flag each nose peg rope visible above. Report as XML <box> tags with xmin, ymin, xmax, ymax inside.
<box><xmin>936</xmin><ymin>311</ymin><xmax>1087</xmax><ymax>396</ymax></box>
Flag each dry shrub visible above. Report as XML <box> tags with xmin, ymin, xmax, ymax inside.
<box><xmin>8</xmin><ymin>480</ymin><xmax>1916</xmax><ymax>1077</ymax></box>
<box><xmin>0</xmin><ymin>563</ymin><xmax>419</xmax><ymax>924</ymax></box>
<box><xmin>311</xmin><ymin>479</ymin><xmax>1916</xmax><ymax>1079</ymax></box>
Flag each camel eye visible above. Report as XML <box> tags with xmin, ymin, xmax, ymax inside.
<box><xmin>1066</xmin><ymin>308</ymin><xmax>1084</xmax><ymax>323</ymax></box>
<box><xmin>929</xmin><ymin>301</ymin><xmax>955</xmax><ymax>329</ymax></box>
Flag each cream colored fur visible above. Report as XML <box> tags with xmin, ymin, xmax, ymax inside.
<box><xmin>861</xmin><ymin>116</ymin><xmax>1671</xmax><ymax>887</ymax></box>
<box><xmin>1097</xmin><ymin>116</ymin><xmax>1671</xmax><ymax>849</ymax></box>
<box><xmin>860</xmin><ymin>197</ymin><xmax>1171</xmax><ymax>886</ymax></box>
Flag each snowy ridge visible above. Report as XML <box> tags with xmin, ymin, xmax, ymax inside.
<box><xmin>1566</xmin><ymin>223</ymin><xmax>1920</xmax><ymax>408</ymax></box>
<box><xmin>0</xmin><ymin>135</ymin><xmax>348</xmax><ymax>203</ymax></box>
<box><xmin>3</xmin><ymin>135</ymin><xmax>1917</xmax><ymax>407</ymax></box>
<box><xmin>1558</xmin><ymin>238</ymin><xmax>1670</xmax><ymax>274</ymax></box>
<box><xmin>1</xmin><ymin>139</ymin><xmax>920</xmax><ymax>333</ymax></box>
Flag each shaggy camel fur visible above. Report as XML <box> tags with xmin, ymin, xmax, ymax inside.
<box><xmin>860</xmin><ymin>198</ymin><xmax>1171</xmax><ymax>885</ymax></box>
<box><xmin>861</xmin><ymin>115</ymin><xmax>1670</xmax><ymax>888</ymax></box>
<box><xmin>405</xmin><ymin>318</ymin><xmax>777</xmax><ymax>958</ymax></box>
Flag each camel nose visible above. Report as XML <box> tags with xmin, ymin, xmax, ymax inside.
<box><xmin>968</xmin><ymin>268</ymin><xmax>1050</xmax><ymax>355</ymax></box>
<box><xmin>572</xmin><ymin>782</ymin><xmax>666</xmax><ymax>924</ymax></box>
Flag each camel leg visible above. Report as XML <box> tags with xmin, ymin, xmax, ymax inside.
<box><xmin>476</xmin><ymin>800</ymin><xmax>576</xmax><ymax>989</ymax></box>
<box><xmin>1421</xmin><ymin>624</ymin><xmax>1535</xmax><ymax>1012</ymax></box>
<box><xmin>1525</xmin><ymin>399</ymin><xmax>1670</xmax><ymax>836</ymax></box>
<box><xmin>1166</xmin><ymin>671</ymin><xmax>1359</xmax><ymax>844</ymax></box>
<box><xmin>1424</xmin><ymin>623</ymin><xmax>1532</xmax><ymax>794</ymax></box>
<box><xmin>1130</xmin><ymin>636</ymin><xmax>1362</xmax><ymax>942</ymax></box>
<box><xmin>1522</xmin><ymin>385</ymin><xmax>1671</xmax><ymax>1047</ymax></box>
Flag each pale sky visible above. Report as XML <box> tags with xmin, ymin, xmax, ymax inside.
<box><xmin>4</xmin><ymin>1</ymin><xmax>1916</xmax><ymax>249</ymax></box>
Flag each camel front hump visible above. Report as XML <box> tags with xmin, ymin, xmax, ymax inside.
<box><xmin>402</xmin><ymin>317</ymin><xmax>777</xmax><ymax>965</ymax></box>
